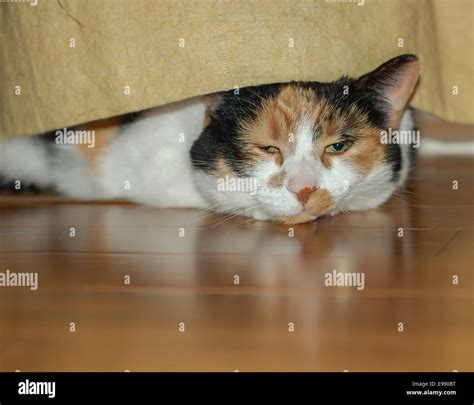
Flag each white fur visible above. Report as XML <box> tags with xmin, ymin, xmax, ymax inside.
<box><xmin>98</xmin><ymin>97</ymin><xmax>207</xmax><ymax>208</ymax></box>
<box><xmin>0</xmin><ymin>136</ymin><xmax>98</xmax><ymax>197</ymax></box>
<box><xmin>0</xmin><ymin>137</ymin><xmax>54</xmax><ymax>188</ymax></box>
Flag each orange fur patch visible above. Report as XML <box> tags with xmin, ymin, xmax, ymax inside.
<box><xmin>277</xmin><ymin>212</ymin><xmax>314</xmax><ymax>225</ymax></box>
<box><xmin>314</xmin><ymin>104</ymin><xmax>386</xmax><ymax>173</ymax></box>
<box><xmin>240</xmin><ymin>85</ymin><xmax>323</xmax><ymax>157</ymax></box>
<box><xmin>348</xmin><ymin>129</ymin><xmax>386</xmax><ymax>173</ymax></box>
<box><xmin>75</xmin><ymin>116</ymin><xmax>122</xmax><ymax>162</ymax></box>
<box><xmin>213</xmin><ymin>157</ymin><xmax>234</xmax><ymax>177</ymax></box>
<box><xmin>297</xmin><ymin>186</ymin><xmax>317</xmax><ymax>205</ymax></box>
<box><xmin>267</xmin><ymin>170</ymin><xmax>286</xmax><ymax>188</ymax></box>
<box><xmin>305</xmin><ymin>188</ymin><xmax>334</xmax><ymax>215</ymax></box>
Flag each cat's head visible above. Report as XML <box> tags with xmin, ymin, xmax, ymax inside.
<box><xmin>190</xmin><ymin>54</ymin><xmax>420</xmax><ymax>224</ymax></box>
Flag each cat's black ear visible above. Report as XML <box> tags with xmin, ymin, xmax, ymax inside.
<box><xmin>203</xmin><ymin>93</ymin><xmax>225</xmax><ymax>126</ymax></box>
<box><xmin>357</xmin><ymin>54</ymin><xmax>420</xmax><ymax>127</ymax></box>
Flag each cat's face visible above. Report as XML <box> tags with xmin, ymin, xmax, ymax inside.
<box><xmin>191</xmin><ymin>54</ymin><xmax>420</xmax><ymax>224</ymax></box>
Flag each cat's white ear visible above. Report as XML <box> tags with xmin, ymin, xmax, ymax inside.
<box><xmin>357</xmin><ymin>54</ymin><xmax>420</xmax><ymax>128</ymax></box>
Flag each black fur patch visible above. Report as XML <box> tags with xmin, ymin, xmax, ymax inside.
<box><xmin>385</xmin><ymin>143</ymin><xmax>402</xmax><ymax>180</ymax></box>
<box><xmin>190</xmin><ymin>84</ymin><xmax>283</xmax><ymax>176</ymax></box>
<box><xmin>121</xmin><ymin>110</ymin><xmax>144</xmax><ymax>124</ymax></box>
<box><xmin>0</xmin><ymin>175</ymin><xmax>43</xmax><ymax>194</ymax></box>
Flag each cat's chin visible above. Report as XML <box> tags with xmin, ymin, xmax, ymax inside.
<box><xmin>251</xmin><ymin>205</ymin><xmax>342</xmax><ymax>224</ymax></box>
<box><xmin>274</xmin><ymin>213</ymin><xmax>319</xmax><ymax>224</ymax></box>
<box><xmin>247</xmin><ymin>210</ymin><xmax>319</xmax><ymax>224</ymax></box>
<box><xmin>244</xmin><ymin>204</ymin><xmax>337</xmax><ymax>224</ymax></box>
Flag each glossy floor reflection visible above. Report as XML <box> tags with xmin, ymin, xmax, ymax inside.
<box><xmin>0</xmin><ymin>155</ymin><xmax>473</xmax><ymax>371</ymax></box>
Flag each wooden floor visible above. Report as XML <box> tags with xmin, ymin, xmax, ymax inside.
<box><xmin>0</xmin><ymin>154</ymin><xmax>473</xmax><ymax>372</ymax></box>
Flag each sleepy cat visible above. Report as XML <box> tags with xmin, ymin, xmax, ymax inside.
<box><xmin>0</xmin><ymin>54</ymin><xmax>444</xmax><ymax>224</ymax></box>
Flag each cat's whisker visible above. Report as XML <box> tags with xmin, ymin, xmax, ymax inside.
<box><xmin>208</xmin><ymin>212</ymin><xmax>250</xmax><ymax>228</ymax></box>
<box><xmin>192</xmin><ymin>201</ymin><xmax>238</xmax><ymax>220</ymax></box>
<box><xmin>231</xmin><ymin>205</ymin><xmax>269</xmax><ymax>227</ymax></box>
<box><xmin>192</xmin><ymin>204</ymin><xmax>222</xmax><ymax>219</ymax></box>
<box><xmin>390</xmin><ymin>190</ymin><xmax>419</xmax><ymax>204</ymax></box>
<box><xmin>192</xmin><ymin>203</ymin><xmax>233</xmax><ymax>220</ymax></box>
<box><xmin>235</xmin><ymin>216</ymin><xmax>260</xmax><ymax>226</ymax></box>
<box><xmin>208</xmin><ymin>203</ymin><xmax>265</xmax><ymax>228</ymax></box>
<box><xmin>192</xmin><ymin>196</ymin><xmax>259</xmax><ymax>220</ymax></box>
<box><xmin>399</xmin><ymin>188</ymin><xmax>420</xmax><ymax>196</ymax></box>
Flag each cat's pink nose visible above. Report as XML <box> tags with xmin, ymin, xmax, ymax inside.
<box><xmin>287</xmin><ymin>175</ymin><xmax>318</xmax><ymax>205</ymax></box>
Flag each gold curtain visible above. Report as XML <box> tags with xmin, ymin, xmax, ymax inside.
<box><xmin>2</xmin><ymin>0</ymin><xmax>473</xmax><ymax>138</ymax></box>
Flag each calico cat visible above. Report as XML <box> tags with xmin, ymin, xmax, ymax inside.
<box><xmin>0</xmin><ymin>54</ymin><xmax>445</xmax><ymax>224</ymax></box>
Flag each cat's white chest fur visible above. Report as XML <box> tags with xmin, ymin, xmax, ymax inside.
<box><xmin>98</xmin><ymin>97</ymin><xmax>208</xmax><ymax>208</ymax></box>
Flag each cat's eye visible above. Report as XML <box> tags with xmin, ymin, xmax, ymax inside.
<box><xmin>260</xmin><ymin>145</ymin><xmax>280</xmax><ymax>154</ymax></box>
<box><xmin>325</xmin><ymin>141</ymin><xmax>352</xmax><ymax>154</ymax></box>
